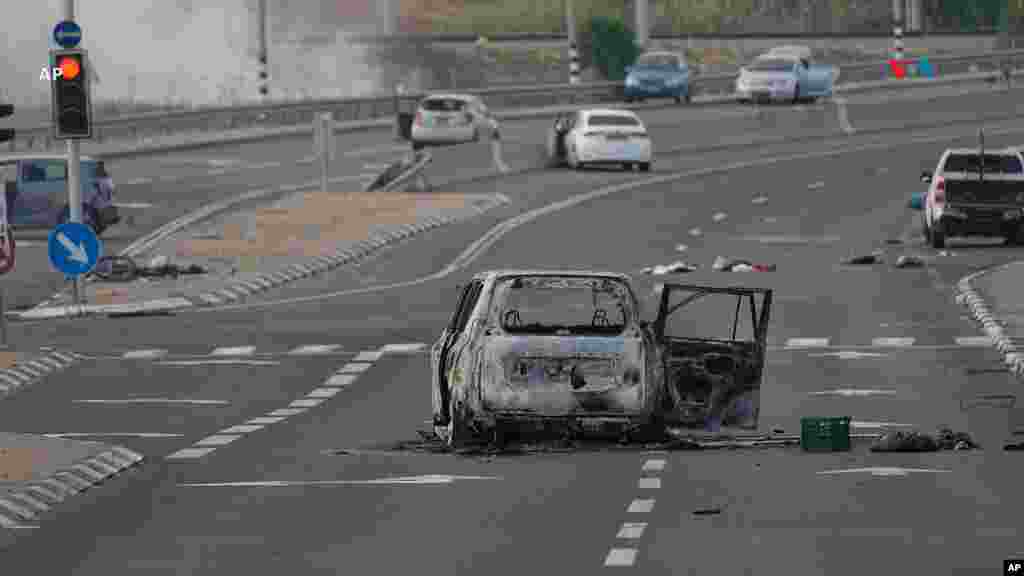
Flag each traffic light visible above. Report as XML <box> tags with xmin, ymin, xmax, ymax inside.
<box><xmin>0</xmin><ymin>104</ymin><xmax>13</xmax><ymax>143</ymax></box>
<box><xmin>50</xmin><ymin>49</ymin><xmax>92</xmax><ymax>139</ymax></box>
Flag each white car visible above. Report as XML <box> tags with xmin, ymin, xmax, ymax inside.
<box><xmin>547</xmin><ymin>108</ymin><xmax>652</xmax><ymax>171</ymax></box>
<box><xmin>410</xmin><ymin>93</ymin><xmax>492</xmax><ymax>150</ymax></box>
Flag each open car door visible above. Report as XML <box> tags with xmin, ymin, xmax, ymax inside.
<box><xmin>652</xmin><ymin>284</ymin><xmax>772</xmax><ymax>433</ymax></box>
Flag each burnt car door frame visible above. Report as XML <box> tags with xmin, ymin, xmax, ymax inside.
<box><xmin>434</xmin><ymin>279</ymin><xmax>485</xmax><ymax>424</ymax></box>
<box><xmin>651</xmin><ymin>283</ymin><xmax>773</xmax><ymax>427</ymax></box>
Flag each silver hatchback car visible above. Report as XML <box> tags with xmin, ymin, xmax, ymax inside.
<box><xmin>410</xmin><ymin>93</ymin><xmax>492</xmax><ymax>150</ymax></box>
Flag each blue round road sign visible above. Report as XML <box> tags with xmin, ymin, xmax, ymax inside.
<box><xmin>53</xmin><ymin>21</ymin><xmax>82</xmax><ymax>49</ymax></box>
<box><xmin>48</xmin><ymin>222</ymin><xmax>102</xmax><ymax>277</ymax></box>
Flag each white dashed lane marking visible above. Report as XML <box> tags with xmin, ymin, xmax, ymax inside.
<box><xmin>871</xmin><ymin>337</ymin><xmax>915</xmax><ymax>347</ymax></box>
<box><xmin>166</xmin><ymin>447</ymin><xmax>216</xmax><ymax>459</ymax></box>
<box><xmin>339</xmin><ymin>362</ymin><xmax>373</xmax><ymax>374</ymax></box>
<box><xmin>210</xmin><ymin>346</ymin><xmax>255</xmax><ymax>356</ymax></box>
<box><xmin>641</xmin><ymin>459</ymin><xmax>666</xmax><ymax>472</ymax></box>
<box><xmin>195</xmin><ymin>435</ymin><xmax>239</xmax><ymax>447</ymax></box>
<box><xmin>637</xmin><ymin>477</ymin><xmax>661</xmax><ymax>489</ymax></box>
<box><xmin>785</xmin><ymin>338</ymin><xmax>830</xmax><ymax>348</ymax></box>
<box><xmin>616</xmin><ymin>522</ymin><xmax>647</xmax><ymax>539</ymax></box>
<box><xmin>288</xmin><ymin>344</ymin><xmax>342</xmax><ymax>355</ymax></box>
<box><xmin>221</xmin><ymin>425</ymin><xmax>264</xmax><ymax>434</ymax></box>
<box><xmin>627</xmin><ymin>499</ymin><xmax>655</xmax><ymax>514</ymax></box>
<box><xmin>604</xmin><ymin>549</ymin><xmax>638</xmax><ymax>567</ymax></box>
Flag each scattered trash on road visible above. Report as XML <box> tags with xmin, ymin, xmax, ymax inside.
<box><xmin>842</xmin><ymin>251</ymin><xmax>883</xmax><ymax>265</ymax></box>
<box><xmin>807</xmin><ymin>181</ymin><xmax>825</xmax><ymax>190</ymax></box>
<box><xmin>752</xmin><ymin>195</ymin><xmax>768</xmax><ymax>205</ymax></box>
<box><xmin>689</xmin><ymin>227</ymin><xmax>703</xmax><ymax>237</ymax></box>
<box><xmin>644</xmin><ymin>261</ymin><xmax>698</xmax><ymax>275</ymax></box>
<box><xmin>692</xmin><ymin>507</ymin><xmax>723</xmax><ymax>516</ymax></box>
<box><xmin>937</xmin><ymin>250</ymin><xmax>955</xmax><ymax>257</ymax></box>
<box><xmin>91</xmin><ymin>255</ymin><xmax>207</xmax><ymax>282</ymax></box>
<box><xmin>870</xmin><ymin>427</ymin><xmax>978</xmax><ymax>452</ymax></box>
<box><xmin>675</xmin><ymin>244</ymin><xmax>688</xmax><ymax>252</ymax></box>
<box><xmin>885</xmin><ymin>239</ymin><xmax>904</xmax><ymax>245</ymax></box>
<box><xmin>712</xmin><ymin>212</ymin><xmax>728</xmax><ymax>222</ymax></box>
<box><xmin>894</xmin><ymin>255</ymin><xmax>925</xmax><ymax>268</ymax></box>
<box><xmin>712</xmin><ymin>256</ymin><xmax>776</xmax><ymax>272</ymax></box>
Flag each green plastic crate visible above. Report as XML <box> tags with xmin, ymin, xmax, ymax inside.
<box><xmin>800</xmin><ymin>416</ymin><xmax>851</xmax><ymax>452</ymax></box>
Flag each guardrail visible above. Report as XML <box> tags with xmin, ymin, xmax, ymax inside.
<box><xmin>346</xmin><ymin>31</ymin><xmax>1002</xmax><ymax>44</ymax></box>
<box><xmin>9</xmin><ymin>48</ymin><xmax>1024</xmax><ymax>153</ymax></box>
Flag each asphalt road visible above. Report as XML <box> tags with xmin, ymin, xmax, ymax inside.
<box><xmin>2</xmin><ymin>86</ymin><xmax>1024</xmax><ymax>574</ymax></box>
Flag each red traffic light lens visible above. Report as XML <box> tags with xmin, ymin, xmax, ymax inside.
<box><xmin>58</xmin><ymin>56</ymin><xmax>80</xmax><ymax>80</ymax></box>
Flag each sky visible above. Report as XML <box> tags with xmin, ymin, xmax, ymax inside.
<box><xmin>0</xmin><ymin>0</ymin><xmax>390</xmax><ymax>110</ymax></box>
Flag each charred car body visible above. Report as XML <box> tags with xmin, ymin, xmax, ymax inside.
<box><xmin>430</xmin><ymin>270</ymin><xmax>772</xmax><ymax>446</ymax></box>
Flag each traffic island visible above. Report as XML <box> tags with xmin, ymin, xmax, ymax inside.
<box><xmin>957</xmin><ymin>260</ymin><xmax>1024</xmax><ymax>379</ymax></box>
<box><xmin>0</xmin><ymin>434</ymin><xmax>143</xmax><ymax>532</ymax></box>
<box><xmin>17</xmin><ymin>190</ymin><xmax>509</xmax><ymax>318</ymax></box>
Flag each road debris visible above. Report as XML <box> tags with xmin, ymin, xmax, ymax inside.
<box><xmin>842</xmin><ymin>251</ymin><xmax>883</xmax><ymax>265</ymax></box>
<box><xmin>807</xmin><ymin>181</ymin><xmax>825</xmax><ymax>190</ymax></box>
<box><xmin>689</xmin><ymin>227</ymin><xmax>703</xmax><ymax>237</ymax></box>
<box><xmin>751</xmin><ymin>195</ymin><xmax>768</xmax><ymax>205</ymax></box>
<box><xmin>643</xmin><ymin>261</ymin><xmax>698</xmax><ymax>275</ymax></box>
<box><xmin>870</xmin><ymin>427</ymin><xmax>979</xmax><ymax>452</ymax></box>
<box><xmin>712</xmin><ymin>256</ymin><xmax>776</xmax><ymax>272</ymax></box>
<box><xmin>894</xmin><ymin>255</ymin><xmax>925</xmax><ymax>268</ymax></box>
<box><xmin>692</xmin><ymin>507</ymin><xmax>724</xmax><ymax>516</ymax></box>
<box><xmin>885</xmin><ymin>239</ymin><xmax>903</xmax><ymax>245</ymax></box>
<box><xmin>675</xmin><ymin>244</ymin><xmax>688</xmax><ymax>252</ymax></box>
<box><xmin>712</xmin><ymin>212</ymin><xmax>728</xmax><ymax>222</ymax></box>
<box><xmin>91</xmin><ymin>255</ymin><xmax>207</xmax><ymax>282</ymax></box>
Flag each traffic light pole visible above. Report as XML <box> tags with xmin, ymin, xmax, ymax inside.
<box><xmin>64</xmin><ymin>0</ymin><xmax>82</xmax><ymax>305</ymax></box>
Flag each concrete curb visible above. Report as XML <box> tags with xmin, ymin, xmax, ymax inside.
<box><xmin>0</xmin><ymin>445</ymin><xmax>144</xmax><ymax>529</ymax></box>
<box><xmin>0</xmin><ymin>350</ymin><xmax>83</xmax><ymax>399</ymax></box>
<box><xmin>955</xmin><ymin>262</ymin><xmax>1024</xmax><ymax>379</ymax></box>
<box><xmin>193</xmin><ymin>193</ymin><xmax>511</xmax><ymax>306</ymax></box>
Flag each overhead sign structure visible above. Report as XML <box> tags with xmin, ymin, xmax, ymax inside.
<box><xmin>48</xmin><ymin>222</ymin><xmax>101</xmax><ymax>277</ymax></box>
<box><xmin>53</xmin><ymin>20</ymin><xmax>82</xmax><ymax>49</ymax></box>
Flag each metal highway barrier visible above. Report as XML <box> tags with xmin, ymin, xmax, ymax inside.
<box><xmin>9</xmin><ymin>48</ymin><xmax>1024</xmax><ymax>153</ymax></box>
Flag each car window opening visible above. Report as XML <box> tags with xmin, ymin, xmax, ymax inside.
<box><xmin>748</xmin><ymin>59</ymin><xmax>794</xmax><ymax>72</ymax></box>
<box><xmin>496</xmin><ymin>276</ymin><xmax>631</xmax><ymax>336</ymax></box>
<box><xmin>421</xmin><ymin>99</ymin><xmax>466</xmax><ymax>112</ymax></box>
<box><xmin>587</xmin><ymin>115</ymin><xmax>640</xmax><ymax>127</ymax></box>
<box><xmin>943</xmin><ymin>154</ymin><xmax>1023</xmax><ymax>174</ymax></box>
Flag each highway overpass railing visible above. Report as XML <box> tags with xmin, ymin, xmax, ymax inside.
<box><xmin>8</xmin><ymin>48</ymin><xmax>1024</xmax><ymax>153</ymax></box>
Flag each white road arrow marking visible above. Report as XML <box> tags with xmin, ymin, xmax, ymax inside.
<box><xmin>73</xmin><ymin>398</ymin><xmax>229</xmax><ymax>405</ymax></box>
<box><xmin>57</xmin><ymin>232</ymin><xmax>88</xmax><ymax>264</ymax></box>
<box><xmin>178</xmin><ymin>474</ymin><xmax>503</xmax><ymax>488</ymax></box>
<box><xmin>817</xmin><ymin>467</ymin><xmax>950</xmax><ymax>477</ymax></box>
<box><xmin>808</xmin><ymin>389</ymin><xmax>896</xmax><ymax>397</ymax></box>
<box><xmin>809</xmin><ymin>351</ymin><xmax>888</xmax><ymax>359</ymax></box>
<box><xmin>43</xmin><ymin>432</ymin><xmax>182</xmax><ymax>438</ymax></box>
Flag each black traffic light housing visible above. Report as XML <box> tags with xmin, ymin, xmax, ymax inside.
<box><xmin>50</xmin><ymin>49</ymin><xmax>92</xmax><ymax>139</ymax></box>
<box><xmin>0</xmin><ymin>104</ymin><xmax>13</xmax><ymax>143</ymax></box>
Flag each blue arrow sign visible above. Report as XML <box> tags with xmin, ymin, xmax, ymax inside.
<box><xmin>48</xmin><ymin>222</ymin><xmax>101</xmax><ymax>277</ymax></box>
<box><xmin>53</xmin><ymin>21</ymin><xmax>82</xmax><ymax>49</ymax></box>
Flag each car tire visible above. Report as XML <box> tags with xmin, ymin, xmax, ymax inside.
<box><xmin>436</xmin><ymin>396</ymin><xmax>474</xmax><ymax>447</ymax></box>
<box><xmin>472</xmin><ymin>127</ymin><xmax>480</xmax><ymax>142</ymax></box>
<box><xmin>412</xmin><ymin>141</ymin><xmax>424</xmax><ymax>151</ymax></box>
<box><xmin>674</xmin><ymin>95</ymin><xmax>682</xmax><ymax>104</ymax></box>
<box><xmin>684</xmin><ymin>89</ymin><xmax>692</xmax><ymax>104</ymax></box>
<box><xmin>792</xmin><ymin>83</ymin><xmax>801</xmax><ymax>104</ymax></box>
<box><xmin>625</xmin><ymin>97</ymin><xmax>634</xmax><ymax>103</ymax></box>
<box><xmin>639</xmin><ymin>162</ymin><xmax>651</xmax><ymax>172</ymax></box>
<box><xmin>930</xmin><ymin>222</ymin><xmax>946</xmax><ymax>249</ymax></box>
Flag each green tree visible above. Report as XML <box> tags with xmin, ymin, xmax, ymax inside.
<box><xmin>588</xmin><ymin>16</ymin><xmax>641</xmax><ymax>81</ymax></box>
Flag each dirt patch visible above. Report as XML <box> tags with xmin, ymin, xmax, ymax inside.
<box><xmin>0</xmin><ymin>447</ymin><xmax>41</xmax><ymax>481</ymax></box>
<box><xmin>175</xmin><ymin>192</ymin><xmax>471</xmax><ymax>259</ymax></box>
<box><xmin>0</xmin><ymin>352</ymin><xmax>18</xmax><ymax>370</ymax></box>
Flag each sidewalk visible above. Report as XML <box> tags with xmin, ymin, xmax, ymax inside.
<box><xmin>20</xmin><ymin>188</ymin><xmax>509</xmax><ymax>319</ymax></box>
<box><xmin>957</xmin><ymin>260</ymin><xmax>1024</xmax><ymax>378</ymax></box>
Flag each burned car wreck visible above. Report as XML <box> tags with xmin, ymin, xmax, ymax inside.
<box><xmin>431</xmin><ymin>270</ymin><xmax>772</xmax><ymax>446</ymax></box>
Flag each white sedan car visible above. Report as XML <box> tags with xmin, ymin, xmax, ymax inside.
<box><xmin>410</xmin><ymin>93</ymin><xmax>493</xmax><ymax>150</ymax></box>
<box><xmin>547</xmin><ymin>109</ymin><xmax>652</xmax><ymax>171</ymax></box>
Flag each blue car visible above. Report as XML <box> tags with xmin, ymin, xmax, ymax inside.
<box><xmin>624</xmin><ymin>51</ymin><xmax>691</xmax><ymax>104</ymax></box>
